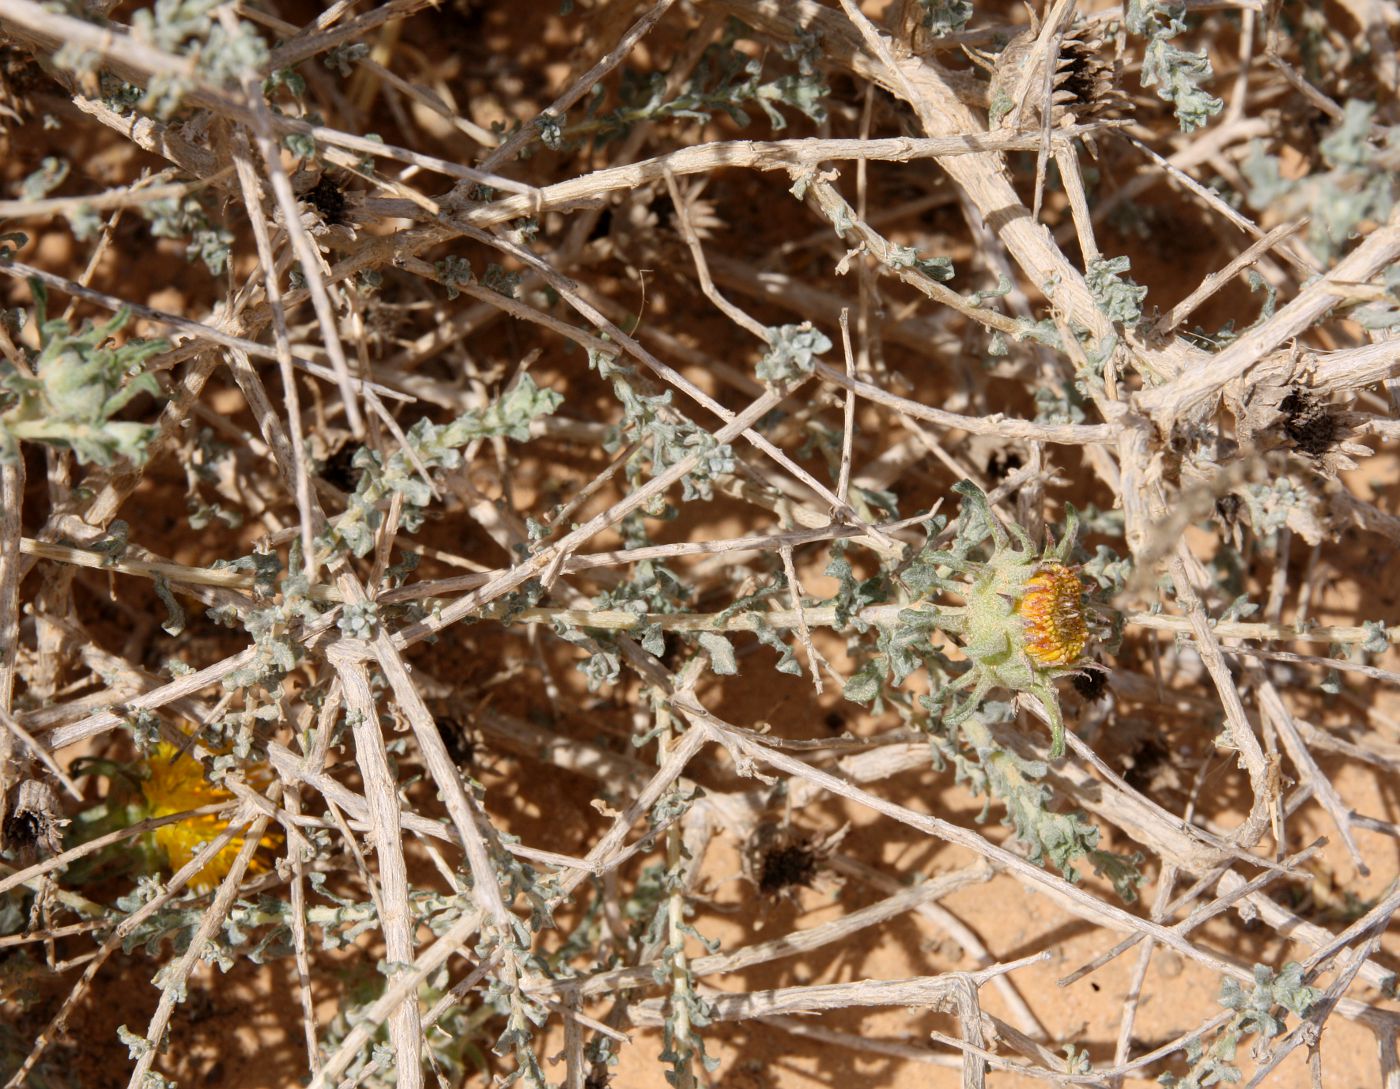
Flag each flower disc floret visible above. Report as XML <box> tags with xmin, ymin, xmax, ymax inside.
<box><xmin>1018</xmin><ymin>563</ymin><xmax>1089</xmax><ymax>667</ymax></box>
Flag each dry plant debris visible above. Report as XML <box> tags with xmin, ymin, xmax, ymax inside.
<box><xmin>0</xmin><ymin>1</ymin><xmax>1397</xmax><ymax>1088</ymax></box>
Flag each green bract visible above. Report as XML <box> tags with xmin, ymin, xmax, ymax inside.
<box><xmin>0</xmin><ymin>284</ymin><xmax>168</xmax><ymax>466</ymax></box>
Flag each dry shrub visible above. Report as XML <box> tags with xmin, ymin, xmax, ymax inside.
<box><xmin>0</xmin><ymin>2</ymin><xmax>1397</xmax><ymax>1088</ymax></box>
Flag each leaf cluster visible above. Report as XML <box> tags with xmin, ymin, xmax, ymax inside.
<box><xmin>930</xmin><ymin>704</ymin><xmax>1143</xmax><ymax>901</ymax></box>
<box><xmin>1085</xmin><ymin>255</ymin><xmax>1148</xmax><ymax>325</ymax></box>
<box><xmin>1242</xmin><ymin>99</ymin><xmax>1398</xmax><ymax>263</ymax></box>
<box><xmin>142</xmin><ymin>194</ymin><xmax>234</xmax><ymax>276</ymax></box>
<box><xmin>593</xmin><ymin>352</ymin><xmax>735</xmax><ymax>507</ymax></box>
<box><xmin>332</xmin><ymin>374</ymin><xmax>562</xmax><ymax>557</ymax></box>
<box><xmin>1126</xmin><ymin>0</ymin><xmax>1224</xmax><ymax>132</ymax></box>
<box><xmin>756</xmin><ymin>323</ymin><xmax>832</xmax><ymax>385</ymax></box>
<box><xmin>1160</xmin><ymin>963</ymin><xmax>1320</xmax><ymax>1087</ymax></box>
<box><xmin>127</xmin><ymin>0</ymin><xmax>269</xmax><ymax>114</ymax></box>
<box><xmin>577</xmin><ymin>22</ymin><xmax>829</xmax><ymax>148</ymax></box>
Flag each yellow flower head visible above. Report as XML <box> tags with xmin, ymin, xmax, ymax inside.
<box><xmin>934</xmin><ymin>482</ymin><xmax>1107</xmax><ymax>758</ymax></box>
<box><xmin>141</xmin><ymin>743</ymin><xmax>275</xmax><ymax>892</ymax></box>
<box><xmin>1017</xmin><ymin>563</ymin><xmax>1089</xmax><ymax>668</ymax></box>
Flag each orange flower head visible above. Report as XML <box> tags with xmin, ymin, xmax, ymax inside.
<box><xmin>1017</xmin><ymin>563</ymin><xmax>1089</xmax><ymax>667</ymax></box>
<box><xmin>941</xmin><ymin>482</ymin><xmax>1106</xmax><ymax>759</ymax></box>
<box><xmin>141</xmin><ymin>743</ymin><xmax>273</xmax><ymax>892</ymax></box>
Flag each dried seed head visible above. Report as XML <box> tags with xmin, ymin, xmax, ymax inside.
<box><xmin>1279</xmin><ymin>387</ymin><xmax>1340</xmax><ymax>458</ymax></box>
<box><xmin>305</xmin><ymin>174</ymin><xmax>347</xmax><ymax>226</ymax></box>
<box><xmin>1071</xmin><ymin>667</ymin><xmax>1109</xmax><ymax>702</ymax></box>
<box><xmin>435</xmin><ymin>714</ymin><xmax>479</xmax><ymax>767</ymax></box>
<box><xmin>1215</xmin><ymin>493</ymin><xmax>1243</xmax><ymax>524</ymax></box>
<box><xmin>1233</xmin><ymin>379</ymin><xmax>1370</xmax><ymax>479</ymax></box>
<box><xmin>743</xmin><ymin>821</ymin><xmax>847</xmax><ymax>904</ymax></box>
<box><xmin>1018</xmin><ymin>563</ymin><xmax>1089</xmax><ymax>667</ymax></box>
<box><xmin>758</xmin><ymin>839</ymin><xmax>821</xmax><ymax>896</ymax></box>
<box><xmin>1054</xmin><ymin>28</ymin><xmax>1131</xmax><ymax>126</ymax></box>
<box><xmin>1121</xmin><ymin>734</ymin><xmax>1180</xmax><ymax>795</ymax></box>
<box><xmin>985</xmin><ymin>23</ymin><xmax>1130</xmax><ymax>132</ymax></box>
<box><xmin>603</xmin><ymin>182</ymin><xmax>726</xmax><ymax>265</ymax></box>
<box><xmin>319</xmin><ymin>440</ymin><xmax>361</xmax><ymax>493</ymax></box>
<box><xmin>3</xmin><ymin>779</ymin><xmax>66</xmax><ymax>864</ymax></box>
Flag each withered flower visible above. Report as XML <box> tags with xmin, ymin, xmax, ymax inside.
<box><xmin>1235</xmin><ymin>380</ymin><xmax>1371</xmax><ymax>478</ymax></box>
<box><xmin>977</xmin><ymin>20</ymin><xmax>1130</xmax><ymax>136</ymax></box>
<box><xmin>3</xmin><ymin>779</ymin><xmax>66</xmax><ymax>865</ymax></box>
<box><xmin>743</xmin><ymin>821</ymin><xmax>848</xmax><ymax>905</ymax></box>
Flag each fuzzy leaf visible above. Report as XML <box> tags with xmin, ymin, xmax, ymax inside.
<box><xmin>843</xmin><ymin>658</ymin><xmax>884</xmax><ymax>704</ymax></box>
<box><xmin>697</xmin><ymin>631</ymin><xmax>738</xmax><ymax>675</ymax></box>
<box><xmin>1086</xmin><ymin>256</ymin><xmax>1148</xmax><ymax>324</ymax></box>
<box><xmin>757</xmin><ymin>324</ymin><xmax>832</xmax><ymax>384</ymax></box>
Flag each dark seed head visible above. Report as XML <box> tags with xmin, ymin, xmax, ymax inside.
<box><xmin>1279</xmin><ymin>387</ymin><xmax>1339</xmax><ymax>458</ymax></box>
<box><xmin>1072</xmin><ymin>669</ymin><xmax>1108</xmax><ymax>701</ymax></box>
<box><xmin>1122</xmin><ymin>736</ymin><xmax>1169</xmax><ymax>793</ymax></box>
<box><xmin>3</xmin><ymin>780</ymin><xmax>64</xmax><ymax>863</ymax></box>
<box><xmin>3</xmin><ymin>807</ymin><xmax>43</xmax><ymax>852</ymax></box>
<box><xmin>1060</xmin><ymin>48</ymin><xmax>1099</xmax><ymax>106</ymax></box>
<box><xmin>758</xmin><ymin>841</ymin><xmax>820</xmax><ymax>896</ymax></box>
<box><xmin>659</xmin><ymin>632</ymin><xmax>684</xmax><ymax>669</ymax></box>
<box><xmin>435</xmin><ymin>716</ymin><xmax>475</xmax><ymax>766</ymax></box>
<box><xmin>307</xmin><ymin>175</ymin><xmax>347</xmax><ymax>226</ymax></box>
<box><xmin>320</xmin><ymin>443</ymin><xmax>360</xmax><ymax>492</ymax></box>
<box><xmin>986</xmin><ymin>451</ymin><xmax>1024</xmax><ymax>481</ymax></box>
